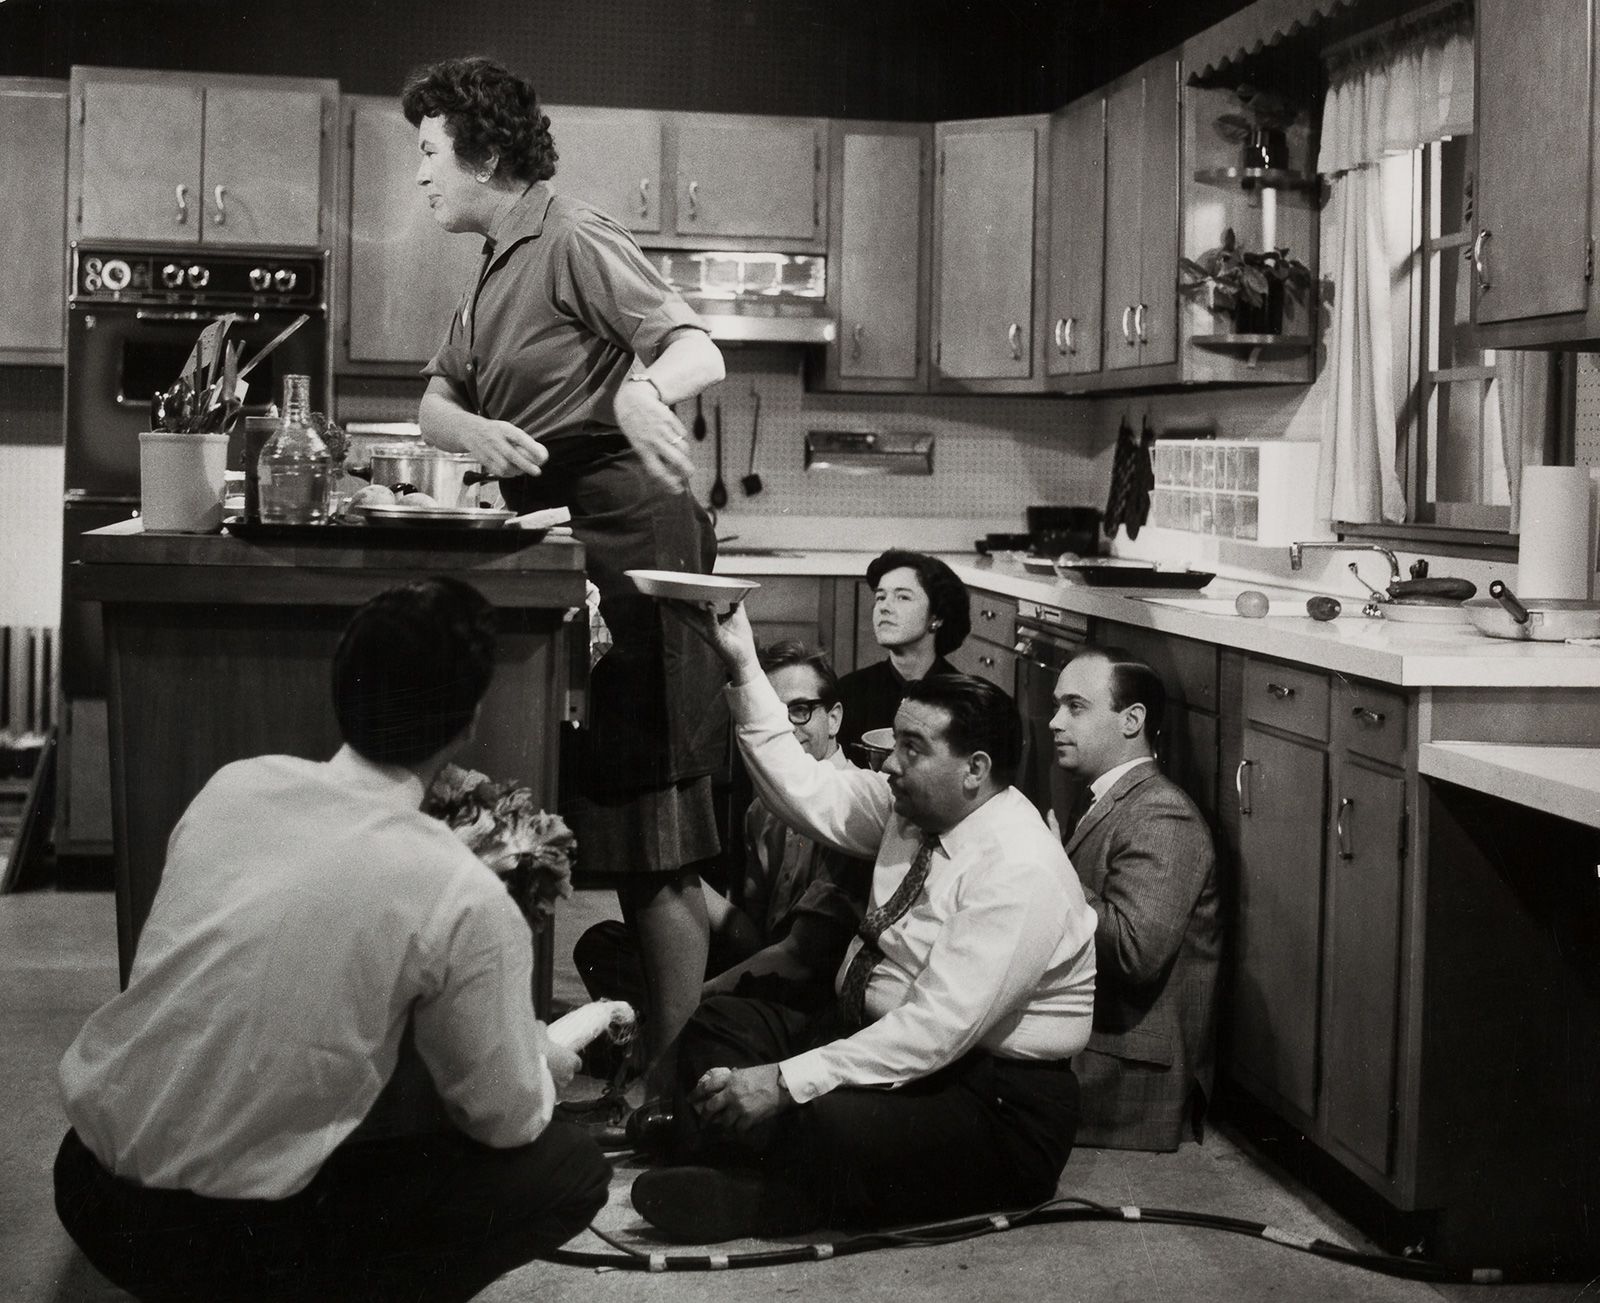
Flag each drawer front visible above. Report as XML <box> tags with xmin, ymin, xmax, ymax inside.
<box><xmin>1101</xmin><ymin>621</ymin><xmax>1218</xmax><ymax>712</ymax></box>
<box><xmin>969</xmin><ymin>588</ymin><xmax>1019</xmax><ymax>649</ymax></box>
<box><xmin>1336</xmin><ymin>678</ymin><xmax>1408</xmax><ymax>768</ymax></box>
<box><xmin>1243</xmin><ymin>658</ymin><xmax>1330</xmax><ymax>741</ymax></box>
<box><xmin>946</xmin><ymin>639</ymin><xmax>1015</xmax><ymax>693</ymax></box>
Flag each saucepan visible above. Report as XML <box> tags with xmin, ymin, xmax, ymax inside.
<box><xmin>348</xmin><ymin>444</ymin><xmax>486</xmax><ymax>507</ymax></box>
<box><xmin>1463</xmin><ymin>580</ymin><xmax>1600</xmax><ymax>641</ymax></box>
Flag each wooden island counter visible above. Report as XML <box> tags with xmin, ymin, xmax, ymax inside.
<box><xmin>70</xmin><ymin>520</ymin><xmax>588</xmax><ymax>995</ymax></box>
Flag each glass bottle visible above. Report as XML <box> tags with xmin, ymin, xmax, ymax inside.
<box><xmin>256</xmin><ymin>374</ymin><xmax>331</xmax><ymax>525</ymax></box>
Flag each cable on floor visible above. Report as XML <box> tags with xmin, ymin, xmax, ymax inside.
<box><xmin>547</xmin><ymin>1194</ymin><xmax>1557</xmax><ymax>1283</ymax></box>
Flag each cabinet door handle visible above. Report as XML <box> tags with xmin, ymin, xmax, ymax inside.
<box><xmin>851</xmin><ymin>322</ymin><xmax>864</xmax><ymax>360</ymax></box>
<box><xmin>1063</xmin><ymin>316</ymin><xmax>1077</xmax><ymax>354</ymax></box>
<box><xmin>212</xmin><ymin>184</ymin><xmax>227</xmax><ymax>226</ymax></box>
<box><xmin>981</xmin><ymin>607</ymin><xmax>996</xmax><ymax>621</ymax></box>
<box><xmin>979</xmin><ymin>655</ymin><xmax>996</xmax><ymax>668</ymax></box>
<box><xmin>1008</xmin><ymin>322</ymin><xmax>1023</xmax><ymax>360</ymax></box>
<box><xmin>1337</xmin><ymin>796</ymin><xmax>1355</xmax><ymax>860</ymax></box>
<box><xmin>638</xmin><ymin>177</ymin><xmax>650</xmax><ymax>218</ymax></box>
<box><xmin>1472</xmin><ymin>228</ymin><xmax>1491</xmax><ymax>291</ymax></box>
<box><xmin>1053</xmin><ymin>318</ymin><xmax>1066</xmax><ymax>353</ymax></box>
<box><xmin>686</xmin><ymin>180</ymin><xmax>699</xmax><ymax>221</ymax></box>
<box><xmin>1351</xmin><ymin>705</ymin><xmax>1385</xmax><ymax>727</ymax></box>
<box><xmin>1266</xmin><ymin>681</ymin><xmax>1295</xmax><ymax>699</ymax></box>
<box><xmin>1121</xmin><ymin>305</ymin><xmax>1135</xmax><ymax>345</ymax></box>
<box><xmin>1134</xmin><ymin>302</ymin><xmax>1148</xmax><ymax>342</ymax></box>
<box><xmin>174</xmin><ymin>183</ymin><xmax>189</xmax><ymax>225</ymax></box>
<box><xmin>1235</xmin><ymin>759</ymin><xmax>1253</xmax><ymax>816</ymax></box>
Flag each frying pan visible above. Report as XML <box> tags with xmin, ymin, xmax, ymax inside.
<box><xmin>1346</xmin><ymin>564</ymin><xmax>1475</xmax><ymax>624</ymax></box>
<box><xmin>1463</xmin><ymin>580</ymin><xmax>1600</xmax><ymax>641</ymax></box>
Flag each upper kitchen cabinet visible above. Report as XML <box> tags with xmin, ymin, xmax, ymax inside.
<box><xmin>1102</xmin><ymin>54</ymin><xmax>1180</xmax><ymax>375</ymax></box>
<box><xmin>339</xmin><ymin>96</ymin><xmax>483</xmax><ymax>370</ymax></box>
<box><xmin>820</xmin><ymin>121</ymin><xmax>930</xmax><ymax>392</ymax></box>
<box><xmin>69</xmin><ymin>68</ymin><xmax>336</xmax><ymax>249</ymax></box>
<box><xmin>1045</xmin><ymin>93</ymin><xmax>1107</xmax><ymax>384</ymax></box>
<box><xmin>667</xmin><ymin>114</ymin><xmax>827</xmax><ymax>251</ymax></box>
<box><xmin>544</xmin><ymin>105</ymin><xmax>664</xmax><ymax>235</ymax></box>
<box><xmin>932</xmin><ymin>114</ymin><xmax>1049</xmax><ymax>393</ymax></box>
<box><xmin>1471</xmin><ymin>0</ymin><xmax>1599</xmax><ymax>345</ymax></box>
<box><xmin>0</xmin><ymin>79</ymin><xmax>68</xmax><ymax>363</ymax></box>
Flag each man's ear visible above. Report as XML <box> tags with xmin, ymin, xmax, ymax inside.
<box><xmin>826</xmin><ymin>701</ymin><xmax>843</xmax><ymax>740</ymax></box>
<box><xmin>1120</xmin><ymin>702</ymin><xmax>1146</xmax><ymax>740</ymax></box>
<box><xmin>965</xmin><ymin>749</ymin><xmax>993</xmax><ymax>791</ymax></box>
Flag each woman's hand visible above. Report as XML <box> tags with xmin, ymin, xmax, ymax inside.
<box><xmin>614</xmin><ymin>379</ymin><xmax>695</xmax><ymax>494</ymax></box>
<box><xmin>466</xmin><ymin>418</ymin><xmax>549</xmax><ymax>479</ymax></box>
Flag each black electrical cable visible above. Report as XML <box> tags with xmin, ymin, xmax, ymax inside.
<box><xmin>545</xmin><ymin>1193</ymin><xmax>1545</xmax><ymax>1282</ymax></box>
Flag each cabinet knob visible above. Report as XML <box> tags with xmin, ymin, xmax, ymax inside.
<box><xmin>686</xmin><ymin>180</ymin><xmax>699</xmax><ymax>221</ymax></box>
<box><xmin>1266</xmin><ymin>682</ymin><xmax>1295</xmax><ymax>700</ymax></box>
<box><xmin>1007</xmin><ymin>322</ymin><xmax>1023</xmax><ymax>360</ymax></box>
<box><xmin>638</xmin><ymin>177</ymin><xmax>650</xmax><ymax>219</ymax></box>
<box><xmin>1120</xmin><ymin>305</ymin><xmax>1135</xmax><ymax>346</ymax></box>
<box><xmin>212</xmin><ymin>184</ymin><xmax>227</xmax><ymax>227</ymax></box>
<box><xmin>1134</xmin><ymin>302</ymin><xmax>1148</xmax><ymax>343</ymax></box>
<box><xmin>1351</xmin><ymin>705</ymin><xmax>1385</xmax><ymax>727</ymax></box>
<box><xmin>851</xmin><ymin>322</ymin><xmax>864</xmax><ymax>361</ymax></box>
<box><xmin>980</xmin><ymin>655</ymin><xmax>996</xmax><ymax>668</ymax></box>
<box><xmin>174</xmin><ymin>183</ymin><xmax>189</xmax><ymax>225</ymax></box>
<box><xmin>1063</xmin><ymin>316</ymin><xmax>1076</xmax><ymax>354</ymax></box>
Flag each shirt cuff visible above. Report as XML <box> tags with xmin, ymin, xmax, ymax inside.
<box><xmin>632</xmin><ymin>300</ymin><xmax>709</xmax><ymax>363</ymax></box>
<box><xmin>777</xmin><ymin>1050</ymin><xmax>835</xmax><ymax>1105</ymax></box>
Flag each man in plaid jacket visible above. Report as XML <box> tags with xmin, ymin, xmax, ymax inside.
<box><xmin>1050</xmin><ymin>646</ymin><xmax>1220</xmax><ymax>1151</ymax></box>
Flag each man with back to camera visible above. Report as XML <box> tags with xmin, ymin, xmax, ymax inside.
<box><xmin>53</xmin><ymin>578</ymin><xmax>610</xmax><ymax>1303</ymax></box>
<box><xmin>626</xmin><ymin>601</ymin><xmax>1097</xmax><ymax>1242</ymax></box>
<box><xmin>833</xmin><ymin>548</ymin><xmax>971</xmax><ymax>759</ymax></box>
<box><xmin>1049</xmin><ymin>645</ymin><xmax>1220</xmax><ymax>1151</ymax></box>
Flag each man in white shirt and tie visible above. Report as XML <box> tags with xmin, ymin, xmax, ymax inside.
<box><xmin>630</xmin><ymin>603</ymin><xmax>1097</xmax><ymax>1242</ymax></box>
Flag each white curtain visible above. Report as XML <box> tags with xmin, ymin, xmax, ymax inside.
<box><xmin>1496</xmin><ymin>352</ymin><xmax>1554</xmax><ymax>531</ymax></box>
<box><xmin>1315</xmin><ymin>25</ymin><xmax>1474</xmax><ymax>524</ymax></box>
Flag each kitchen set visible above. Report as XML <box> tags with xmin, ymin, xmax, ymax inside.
<box><xmin>4</xmin><ymin>0</ymin><xmax>1600</xmax><ymax>1279</ymax></box>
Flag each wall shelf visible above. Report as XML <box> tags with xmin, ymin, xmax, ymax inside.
<box><xmin>1190</xmin><ymin>332</ymin><xmax>1314</xmax><ymax>368</ymax></box>
<box><xmin>1193</xmin><ymin>166</ymin><xmax>1319</xmax><ymax>191</ymax></box>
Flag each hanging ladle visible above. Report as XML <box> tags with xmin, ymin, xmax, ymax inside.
<box><xmin>709</xmin><ymin>401</ymin><xmax>729</xmax><ymax>510</ymax></box>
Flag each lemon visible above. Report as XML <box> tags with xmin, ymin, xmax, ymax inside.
<box><xmin>1235</xmin><ymin>590</ymin><xmax>1270</xmax><ymax>619</ymax></box>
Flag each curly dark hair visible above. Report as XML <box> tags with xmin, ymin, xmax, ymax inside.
<box><xmin>864</xmin><ymin>549</ymin><xmax>971</xmax><ymax>656</ymax></box>
<box><xmin>400</xmin><ymin>57</ymin><xmax>558</xmax><ymax>183</ymax></box>
<box><xmin>902</xmin><ymin>673</ymin><xmax>1023</xmax><ymax>785</ymax></box>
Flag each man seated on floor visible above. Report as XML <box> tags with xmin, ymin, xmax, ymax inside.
<box><xmin>54</xmin><ymin>578</ymin><xmax>610</xmax><ymax>1303</ymax></box>
<box><xmin>1049</xmin><ymin>646</ymin><xmax>1220</xmax><ymax>1152</ymax></box>
<box><xmin>628</xmin><ymin>602</ymin><xmax>1097</xmax><ymax>1243</ymax></box>
<box><xmin>574</xmin><ymin>640</ymin><xmax>872</xmax><ymax>1022</ymax></box>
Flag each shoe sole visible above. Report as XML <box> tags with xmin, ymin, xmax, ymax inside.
<box><xmin>631</xmin><ymin>1165</ymin><xmax>790</xmax><ymax>1243</ymax></box>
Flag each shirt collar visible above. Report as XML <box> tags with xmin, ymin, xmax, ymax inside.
<box><xmin>1089</xmin><ymin>755</ymin><xmax>1157</xmax><ymax>804</ymax></box>
<box><xmin>485</xmin><ymin>181</ymin><xmax>554</xmax><ymax>259</ymax></box>
<box><xmin>910</xmin><ymin>784</ymin><xmax>1022</xmax><ymax>862</ymax></box>
<box><xmin>325</xmin><ymin>744</ymin><xmax>427</xmax><ymax>810</ymax></box>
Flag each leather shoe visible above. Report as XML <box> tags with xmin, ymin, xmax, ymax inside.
<box><xmin>623</xmin><ymin>1101</ymin><xmax>677</xmax><ymax>1154</ymax></box>
<box><xmin>631</xmin><ymin>1165</ymin><xmax>819</xmax><ymax>1243</ymax></box>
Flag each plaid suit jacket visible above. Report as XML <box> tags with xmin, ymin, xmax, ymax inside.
<box><xmin>1066</xmin><ymin>761</ymin><xmax>1220</xmax><ymax>1151</ymax></box>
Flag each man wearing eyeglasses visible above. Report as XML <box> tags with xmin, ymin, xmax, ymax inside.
<box><xmin>575</xmin><ymin>640</ymin><xmax>871</xmax><ymax>1030</ymax></box>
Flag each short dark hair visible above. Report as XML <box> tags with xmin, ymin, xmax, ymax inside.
<box><xmin>332</xmin><ymin>578</ymin><xmax>497</xmax><ymax>766</ymax></box>
<box><xmin>400</xmin><ymin>57</ymin><xmax>559</xmax><ymax>183</ymax></box>
<box><xmin>864</xmin><ymin>549</ymin><xmax>971</xmax><ymax>655</ymax></box>
<box><xmin>901</xmin><ymin>673</ymin><xmax>1022</xmax><ymax>785</ymax></box>
<box><xmin>1076</xmin><ymin>645</ymin><xmax>1166</xmax><ymax>740</ymax></box>
<box><xmin>757</xmin><ymin>639</ymin><xmax>839</xmax><ymax>699</ymax></box>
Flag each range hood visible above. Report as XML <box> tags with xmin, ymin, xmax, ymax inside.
<box><xmin>643</xmin><ymin>249</ymin><xmax>835</xmax><ymax>346</ymax></box>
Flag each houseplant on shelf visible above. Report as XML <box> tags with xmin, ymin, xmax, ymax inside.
<box><xmin>1213</xmin><ymin>83</ymin><xmax>1298</xmax><ymax>172</ymax></box>
<box><xmin>1179</xmin><ymin>227</ymin><xmax>1313</xmax><ymax>336</ymax></box>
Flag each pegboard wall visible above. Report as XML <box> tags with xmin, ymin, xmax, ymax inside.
<box><xmin>336</xmin><ymin>356</ymin><xmax>1114</xmax><ymax>527</ymax></box>
<box><xmin>1574</xmin><ymin>353</ymin><xmax>1600</xmax><ymax>473</ymax></box>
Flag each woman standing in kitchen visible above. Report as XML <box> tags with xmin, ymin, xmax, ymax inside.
<box><xmin>402</xmin><ymin>57</ymin><xmax>726</xmax><ymax>1102</ymax></box>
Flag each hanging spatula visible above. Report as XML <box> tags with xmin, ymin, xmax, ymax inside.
<box><xmin>741</xmin><ymin>390</ymin><xmax>764</xmax><ymax>496</ymax></box>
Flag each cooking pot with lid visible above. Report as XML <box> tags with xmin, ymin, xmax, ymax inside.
<box><xmin>353</xmin><ymin>444</ymin><xmax>486</xmax><ymax>507</ymax></box>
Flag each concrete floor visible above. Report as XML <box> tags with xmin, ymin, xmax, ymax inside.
<box><xmin>3</xmin><ymin>889</ymin><xmax>1591</xmax><ymax>1302</ymax></box>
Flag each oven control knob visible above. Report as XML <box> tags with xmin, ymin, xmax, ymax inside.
<box><xmin>248</xmin><ymin>267</ymin><xmax>272</xmax><ymax>292</ymax></box>
<box><xmin>272</xmin><ymin>268</ymin><xmax>298</xmax><ymax>293</ymax></box>
<box><xmin>186</xmin><ymin>264</ymin><xmax>210</xmax><ymax>289</ymax></box>
<box><xmin>161</xmin><ymin>263</ymin><xmax>185</xmax><ymax>289</ymax></box>
<box><xmin>100</xmin><ymin>259</ymin><xmax>131</xmax><ymax>292</ymax></box>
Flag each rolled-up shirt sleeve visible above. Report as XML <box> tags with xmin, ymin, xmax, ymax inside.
<box><xmin>778</xmin><ymin>855</ymin><xmax>1071</xmax><ymax>1103</ymax></box>
<box><xmin>554</xmin><ymin>213</ymin><xmax>708</xmax><ymax>363</ymax></box>
<box><xmin>410</xmin><ymin>883</ymin><xmax>556</xmax><ymax>1147</ymax></box>
<box><xmin>728</xmin><ymin>676</ymin><xmax>891</xmax><ymax>861</ymax></box>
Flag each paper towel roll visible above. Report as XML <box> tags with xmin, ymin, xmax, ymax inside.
<box><xmin>1517</xmin><ymin>466</ymin><xmax>1593</xmax><ymax>598</ymax></box>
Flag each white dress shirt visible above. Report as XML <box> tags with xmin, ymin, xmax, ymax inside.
<box><xmin>1089</xmin><ymin>756</ymin><xmax>1157</xmax><ymax>805</ymax></box>
<box><xmin>727</xmin><ymin>675</ymin><xmax>1098</xmax><ymax>1105</ymax></box>
<box><xmin>59</xmin><ymin>747</ymin><xmax>559</xmax><ymax>1200</ymax></box>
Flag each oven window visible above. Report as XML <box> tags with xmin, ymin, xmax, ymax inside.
<box><xmin>120</xmin><ymin>338</ymin><xmax>280</xmax><ymax>411</ymax></box>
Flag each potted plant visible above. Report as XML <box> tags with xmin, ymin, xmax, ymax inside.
<box><xmin>1179</xmin><ymin>228</ymin><xmax>1313</xmax><ymax>335</ymax></box>
<box><xmin>1214</xmin><ymin>83</ymin><xmax>1297</xmax><ymax>172</ymax></box>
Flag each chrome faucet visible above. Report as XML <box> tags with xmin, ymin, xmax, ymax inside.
<box><xmin>1287</xmin><ymin>542</ymin><xmax>1401</xmax><ymax>584</ymax></box>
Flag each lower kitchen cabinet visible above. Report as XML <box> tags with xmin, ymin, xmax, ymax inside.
<box><xmin>946</xmin><ymin>588</ymin><xmax>1019</xmax><ymax>694</ymax></box>
<box><xmin>723</xmin><ymin>574</ymin><xmax>851</xmax><ymax>667</ymax></box>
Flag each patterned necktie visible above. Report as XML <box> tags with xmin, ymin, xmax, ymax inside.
<box><xmin>837</xmin><ymin>833</ymin><xmax>939</xmax><ymax>1029</ymax></box>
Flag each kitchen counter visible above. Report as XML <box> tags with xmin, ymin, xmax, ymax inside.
<box><xmin>716</xmin><ymin>549</ymin><xmax>1600</xmax><ymax>688</ymax></box>
<box><xmin>1420</xmin><ymin>743</ymin><xmax>1600</xmax><ymax>830</ymax></box>
<box><xmin>73</xmin><ymin>520</ymin><xmax>586</xmax><ymax>992</ymax></box>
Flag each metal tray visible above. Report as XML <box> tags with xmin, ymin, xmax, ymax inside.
<box><xmin>350</xmin><ymin>504</ymin><xmax>514</xmax><ymax>528</ymax></box>
<box><xmin>222</xmin><ymin>516</ymin><xmax>536</xmax><ymax>546</ymax></box>
<box><xmin>1062</xmin><ymin>563</ymin><xmax>1215</xmax><ymax>589</ymax></box>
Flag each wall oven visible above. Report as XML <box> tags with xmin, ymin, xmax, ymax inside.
<box><xmin>59</xmin><ymin>244</ymin><xmax>329</xmax><ymax>853</ymax></box>
<box><xmin>1013</xmin><ymin>600</ymin><xmax>1091</xmax><ymax>830</ymax></box>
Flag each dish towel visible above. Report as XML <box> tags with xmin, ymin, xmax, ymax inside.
<box><xmin>1104</xmin><ymin>414</ymin><xmax>1138</xmax><ymax>538</ymax></box>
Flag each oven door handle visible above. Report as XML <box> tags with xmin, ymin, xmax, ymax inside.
<box><xmin>134</xmin><ymin>310</ymin><xmax>263</xmax><ymax>323</ymax></box>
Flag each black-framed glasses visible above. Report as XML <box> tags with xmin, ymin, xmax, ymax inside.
<box><xmin>785</xmin><ymin>698</ymin><xmax>832</xmax><ymax>726</ymax></box>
